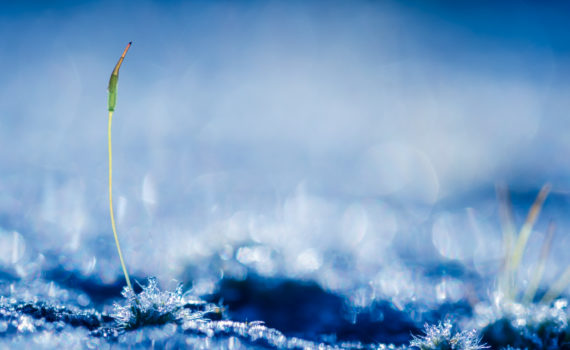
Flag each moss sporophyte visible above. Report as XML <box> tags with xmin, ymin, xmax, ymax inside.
<box><xmin>105</xmin><ymin>43</ymin><xmax>227</xmax><ymax>330</ymax></box>
<box><xmin>107</xmin><ymin>42</ymin><xmax>133</xmax><ymax>293</ymax></box>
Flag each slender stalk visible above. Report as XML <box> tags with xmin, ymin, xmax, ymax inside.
<box><xmin>108</xmin><ymin>42</ymin><xmax>133</xmax><ymax>291</ymax></box>
<box><xmin>522</xmin><ymin>221</ymin><xmax>555</xmax><ymax>303</ymax></box>
<box><xmin>541</xmin><ymin>266</ymin><xmax>570</xmax><ymax>304</ymax></box>
<box><xmin>506</xmin><ymin>183</ymin><xmax>551</xmax><ymax>299</ymax></box>
<box><xmin>496</xmin><ymin>184</ymin><xmax>516</xmax><ymax>297</ymax></box>
<box><xmin>109</xmin><ymin>110</ymin><xmax>133</xmax><ymax>292</ymax></box>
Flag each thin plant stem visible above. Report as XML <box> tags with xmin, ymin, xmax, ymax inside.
<box><xmin>496</xmin><ymin>184</ymin><xmax>516</xmax><ymax>297</ymax></box>
<box><xmin>507</xmin><ymin>183</ymin><xmax>551</xmax><ymax>299</ymax></box>
<box><xmin>107</xmin><ymin>42</ymin><xmax>133</xmax><ymax>292</ymax></box>
<box><xmin>541</xmin><ymin>266</ymin><xmax>570</xmax><ymax>304</ymax></box>
<box><xmin>522</xmin><ymin>221</ymin><xmax>555</xmax><ymax>304</ymax></box>
<box><xmin>109</xmin><ymin>110</ymin><xmax>133</xmax><ymax>292</ymax></box>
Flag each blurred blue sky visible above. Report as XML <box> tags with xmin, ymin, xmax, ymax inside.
<box><xmin>2</xmin><ymin>0</ymin><xmax>569</xmax><ymax>197</ymax></box>
<box><xmin>1</xmin><ymin>1</ymin><xmax>570</xmax><ymax>283</ymax></box>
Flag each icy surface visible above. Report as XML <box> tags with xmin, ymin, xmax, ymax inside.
<box><xmin>0</xmin><ymin>278</ymin><xmax>410</xmax><ymax>349</ymax></box>
<box><xmin>1</xmin><ymin>189</ymin><xmax>570</xmax><ymax>349</ymax></box>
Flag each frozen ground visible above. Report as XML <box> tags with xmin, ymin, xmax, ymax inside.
<box><xmin>1</xmin><ymin>184</ymin><xmax>570</xmax><ymax>348</ymax></box>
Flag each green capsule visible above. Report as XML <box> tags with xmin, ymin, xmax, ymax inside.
<box><xmin>108</xmin><ymin>42</ymin><xmax>131</xmax><ymax>112</ymax></box>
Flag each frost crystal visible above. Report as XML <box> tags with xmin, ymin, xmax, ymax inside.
<box><xmin>410</xmin><ymin>321</ymin><xmax>487</xmax><ymax>350</ymax></box>
<box><xmin>111</xmin><ymin>277</ymin><xmax>217</xmax><ymax>330</ymax></box>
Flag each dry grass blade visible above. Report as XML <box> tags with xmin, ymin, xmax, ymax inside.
<box><xmin>541</xmin><ymin>266</ymin><xmax>570</xmax><ymax>304</ymax></box>
<box><xmin>496</xmin><ymin>184</ymin><xmax>517</xmax><ymax>296</ymax></box>
<box><xmin>522</xmin><ymin>221</ymin><xmax>555</xmax><ymax>303</ymax></box>
<box><xmin>508</xmin><ymin>184</ymin><xmax>551</xmax><ymax>289</ymax></box>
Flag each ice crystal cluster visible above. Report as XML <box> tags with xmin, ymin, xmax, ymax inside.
<box><xmin>476</xmin><ymin>297</ymin><xmax>570</xmax><ymax>349</ymax></box>
<box><xmin>410</xmin><ymin>321</ymin><xmax>486</xmax><ymax>350</ymax></box>
<box><xmin>111</xmin><ymin>277</ymin><xmax>218</xmax><ymax>329</ymax></box>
